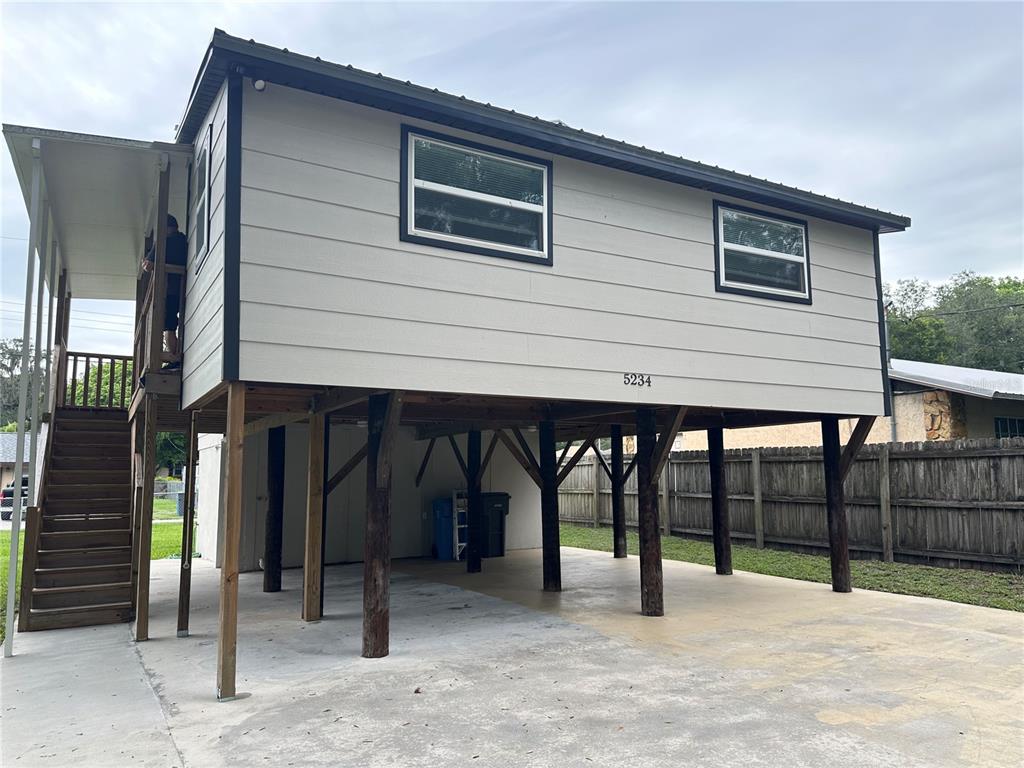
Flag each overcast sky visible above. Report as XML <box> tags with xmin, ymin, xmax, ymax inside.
<box><xmin>2</xmin><ymin>1</ymin><xmax>1021</xmax><ymax>355</ymax></box>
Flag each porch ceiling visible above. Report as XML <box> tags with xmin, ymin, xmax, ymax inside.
<box><xmin>4</xmin><ymin>124</ymin><xmax>189</xmax><ymax>300</ymax></box>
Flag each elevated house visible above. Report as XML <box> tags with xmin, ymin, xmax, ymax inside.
<box><xmin>3</xmin><ymin>30</ymin><xmax>910</xmax><ymax>698</ymax></box>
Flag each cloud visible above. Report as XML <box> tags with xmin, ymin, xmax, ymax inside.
<box><xmin>2</xmin><ymin>1</ymin><xmax>1021</xmax><ymax>354</ymax></box>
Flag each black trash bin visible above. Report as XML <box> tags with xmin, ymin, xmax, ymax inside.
<box><xmin>481</xmin><ymin>492</ymin><xmax>509</xmax><ymax>558</ymax></box>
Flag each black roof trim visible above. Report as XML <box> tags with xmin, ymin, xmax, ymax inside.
<box><xmin>176</xmin><ymin>30</ymin><xmax>910</xmax><ymax>234</ymax></box>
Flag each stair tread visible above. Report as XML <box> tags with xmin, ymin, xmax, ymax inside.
<box><xmin>38</xmin><ymin>544</ymin><xmax>131</xmax><ymax>554</ymax></box>
<box><xmin>30</xmin><ymin>600</ymin><xmax>132</xmax><ymax>615</ymax></box>
<box><xmin>33</xmin><ymin>581</ymin><xmax>132</xmax><ymax>594</ymax></box>
<box><xmin>35</xmin><ymin>563</ymin><xmax>132</xmax><ymax>573</ymax></box>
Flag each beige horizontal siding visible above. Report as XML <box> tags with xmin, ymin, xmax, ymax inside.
<box><xmin>237</xmin><ymin>82</ymin><xmax>886</xmax><ymax>414</ymax></box>
<box><xmin>182</xmin><ymin>81</ymin><xmax>228</xmax><ymax>408</ymax></box>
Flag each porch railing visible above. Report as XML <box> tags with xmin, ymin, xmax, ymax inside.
<box><xmin>63</xmin><ymin>352</ymin><xmax>134</xmax><ymax>409</ymax></box>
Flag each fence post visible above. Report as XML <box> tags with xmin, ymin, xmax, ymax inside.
<box><xmin>751</xmin><ymin>449</ymin><xmax>764</xmax><ymax>549</ymax></box>
<box><xmin>878</xmin><ymin>444</ymin><xmax>893</xmax><ymax>562</ymax></box>
<box><xmin>660</xmin><ymin>462</ymin><xmax>670</xmax><ymax>536</ymax></box>
<box><xmin>592</xmin><ymin>454</ymin><xmax>601</xmax><ymax>528</ymax></box>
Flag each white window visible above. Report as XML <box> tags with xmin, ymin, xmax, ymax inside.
<box><xmin>995</xmin><ymin>417</ymin><xmax>1024</xmax><ymax>438</ymax></box>
<box><xmin>715</xmin><ymin>203</ymin><xmax>811</xmax><ymax>302</ymax></box>
<box><xmin>192</xmin><ymin>124</ymin><xmax>212</xmax><ymax>270</ymax></box>
<box><xmin>402</xmin><ymin>129</ymin><xmax>551</xmax><ymax>264</ymax></box>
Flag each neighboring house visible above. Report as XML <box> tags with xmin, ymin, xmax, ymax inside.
<box><xmin>4</xmin><ymin>30</ymin><xmax>910</xmax><ymax>696</ymax></box>
<box><xmin>668</xmin><ymin>358</ymin><xmax>1024</xmax><ymax>450</ymax></box>
<box><xmin>0</xmin><ymin>432</ymin><xmax>31</xmax><ymax>489</ymax></box>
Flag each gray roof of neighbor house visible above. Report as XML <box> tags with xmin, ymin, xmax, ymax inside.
<box><xmin>889</xmin><ymin>359</ymin><xmax>1024</xmax><ymax>400</ymax></box>
<box><xmin>0</xmin><ymin>433</ymin><xmax>31</xmax><ymax>465</ymax></box>
<box><xmin>177</xmin><ymin>29</ymin><xmax>910</xmax><ymax>234</ymax></box>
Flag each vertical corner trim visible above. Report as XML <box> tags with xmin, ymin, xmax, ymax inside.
<box><xmin>872</xmin><ymin>230</ymin><xmax>892</xmax><ymax>417</ymax></box>
<box><xmin>222</xmin><ymin>71</ymin><xmax>243</xmax><ymax>381</ymax></box>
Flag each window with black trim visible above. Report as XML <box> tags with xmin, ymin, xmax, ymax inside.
<box><xmin>401</xmin><ymin>127</ymin><xmax>552</xmax><ymax>265</ymax></box>
<box><xmin>192</xmin><ymin>123</ymin><xmax>212</xmax><ymax>272</ymax></box>
<box><xmin>995</xmin><ymin>416</ymin><xmax>1024</xmax><ymax>438</ymax></box>
<box><xmin>714</xmin><ymin>202</ymin><xmax>811</xmax><ymax>303</ymax></box>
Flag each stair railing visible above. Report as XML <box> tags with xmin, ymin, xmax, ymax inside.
<box><xmin>64</xmin><ymin>353</ymin><xmax>134</xmax><ymax>409</ymax></box>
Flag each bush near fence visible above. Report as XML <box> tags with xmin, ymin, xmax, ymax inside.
<box><xmin>558</xmin><ymin>437</ymin><xmax>1024</xmax><ymax>571</ymax></box>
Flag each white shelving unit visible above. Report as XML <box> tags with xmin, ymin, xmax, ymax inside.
<box><xmin>452</xmin><ymin>490</ymin><xmax>468</xmax><ymax>561</ymax></box>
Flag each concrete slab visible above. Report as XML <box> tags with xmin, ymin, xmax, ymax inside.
<box><xmin>2</xmin><ymin>548</ymin><xmax>1022</xmax><ymax>768</ymax></box>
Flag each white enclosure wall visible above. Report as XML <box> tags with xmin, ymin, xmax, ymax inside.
<box><xmin>195</xmin><ymin>426</ymin><xmax>542</xmax><ymax>573</ymax></box>
<box><xmin>237</xmin><ymin>80</ymin><xmax>885</xmax><ymax>416</ymax></box>
<box><xmin>181</xmin><ymin>81</ymin><xmax>229</xmax><ymax>408</ymax></box>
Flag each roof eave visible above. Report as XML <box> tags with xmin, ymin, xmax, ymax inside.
<box><xmin>177</xmin><ymin>30</ymin><xmax>910</xmax><ymax>234</ymax></box>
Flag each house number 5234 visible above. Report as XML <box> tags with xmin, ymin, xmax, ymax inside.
<box><xmin>623</xmin><ymin>373</ymin><xmax>652</xmax><ymax>387</ymax></box>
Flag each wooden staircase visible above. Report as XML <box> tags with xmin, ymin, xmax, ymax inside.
<box><xmin>20</xmin><ymin>407</ymin><xmax>134</xmax><ymax>631</ymax></box>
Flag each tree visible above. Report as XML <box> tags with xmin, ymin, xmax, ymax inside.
<box><xmin>68</xmin><ymin>358</ymin><xmax>134</xmax><ymax>408</ymax></box>
<box><xmin>884</xmin><ymin>273</ymin><xmax>1024</xmax><ymax>374</ymax></box>
<box><xmin>156</xmin><ymin>431</ymin><xmax>186</xmax><ymax>477</ymax></box>
<box><xmin>0</xmin><ymin>338</ymin><xmax>30</xmax><ymax>425</ymax></box>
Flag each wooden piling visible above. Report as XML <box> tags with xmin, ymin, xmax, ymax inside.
<box><xmin>636</xmin><ymin>407</ymin><xmax>663</xmax><ymax>616</ymax></box>
<box><xmin>302</xmin><ymin>413</ymin><xmax>325</xmax><ymax>621</ymax></box>
<box><xmin>466</xmin><ymin>430</ymin><xmax>483</xmax><ymax>573</ymax></box>
<box><xmin>610</xmin><ymin>425</ymin><xmax>627</xmax><ymax>558</ymax></box>
<box><xmin>708</xmin><ymin>427</ymin><xmax>733</xmax><ymax>575</ymax></box>
<box><xmin>363</xmin><ymin>391</ymin><xmax>402</xmax><ymax>658</ymax></box>
<box><xmin>176</xmin><ymin>411</ymin><xmax>199</xmax><ymax>636</ymax></box>
<box><xmin>263</xmin><ymin>425</ymin><xmax>286</xmax><ymax>593</ymax></box>
<box><xmin>821</xmin><ymin>416</ymin><xmax>852</xmax><ymax>593</ymax></box>
<box><xmin>539</xmin><ymin>420</ymin><xmax>561</xmax><ymax>592</ymax></box>
<box><xmin>217</xmin><ymin>382</ymin><xmax>245</xmax><ymax>700</ymax></box>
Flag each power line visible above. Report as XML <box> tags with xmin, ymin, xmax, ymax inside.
<box><xmin>928</xmin><ymin>302</ymin><xmax>1024</xmax><ymax>317</ymax></box>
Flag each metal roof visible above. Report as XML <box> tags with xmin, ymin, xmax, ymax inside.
<box><xmin>889</xmin><ymin>359</ymin><xmax>1024</xmax><ymax>400</ymax></box>
<box><xmin>176</xmin><ymin>30</ymin><xmax>910</xmax><ymax>234</ymax></box>
<box><xmin>0</xmin><ymin>433</ymin><xmax>31</xmax><ymax>465</ymax></box>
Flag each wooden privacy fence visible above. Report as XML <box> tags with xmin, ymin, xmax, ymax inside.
<box><xmin>558</xmin><ymin>437</ymin><xmax>1024</xmax><ymax>571</ymax></box>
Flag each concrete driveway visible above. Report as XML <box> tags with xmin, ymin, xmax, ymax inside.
<box><xmin>2</xmin><ymin>548</ymin><xmax>1021</xmax><ymax>767</ymax></box>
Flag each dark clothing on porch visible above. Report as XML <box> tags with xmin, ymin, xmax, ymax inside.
<box><xmin>145</xmin><ymin>230</ymin><xmax>188</xmax><ymax>331</ymax></box>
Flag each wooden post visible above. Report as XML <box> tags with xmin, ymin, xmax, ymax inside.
<box><xmin>878</xmin><ymin>444</ymin><xmax>894</xmax><ymax>562</ymax></box>
<box><xmin>751</xmin><ymin>449</ymin><xmax>765</xmax><ymax>549</ymax></box>
<box><xmin>821</xmin><ymin>416</ymin><xmax>852</xmax><ymax>593</ymax></box>
<box><xmin>610</xmin><ymin>425</ymin><xmax>627</xmax><ymax>558</ymax></box>
<box><xmin>217</xmin><ymin>382</ymin><xmax>245</xmax><ymax>700</ymax></box>
<box><xmin>134</xmin><ymin>396</ymin><xmax>158</xmax><ymax>641</ymax></box>
<box><xmin>636</xmin><ymin>407</ymin><xmax>663</xmax><ymax>616</ymax></box>
<box><xmin>592</xmin><ymin>449</ymin><xmax>602</xmax><ymax>528</ymax></box>
<box><xmin>539</xmin><ymin>420</ymin><xmax>561</xmax><ymax>592</ymax></box>
<box><xmin>466</xmin><ymin>430</ymin><xmax>483</xmax><ymax>573</ymax></box>
<box><xmin>177</xmin><ymin>410</ymin><xmax>199</xmax><ymax>637</ymax></box>
<box><xmin>263</xmin><ymin>425</ymin><xmax>286</xmax><ymax>592</ymax></box>
<box><xmin>363</xmin><ymin>391</ymin><xmax>402</xmax><ymax>658</ymax></box>
<box><xmin>302</xmin><ymin>413</ymin><xmax>325</xmax><ymax>621</ymax></box>
<box><xmin>148</xmin><ymin>158</ymin><xmax>170</xmax><ymax>372</ymax></box>
<box><xmin>708</xmin><ymin>427</ymin><xmax>732</xmax><ymax>575</ymax></box>
<box><xmin>319</xmin><ymin>422</ymin><xmax>330</xmax><ymax>617</ymax></box>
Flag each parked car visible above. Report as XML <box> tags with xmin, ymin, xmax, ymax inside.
<box><xmin>1</xmin><ymin>476</ymin><xmax>28</xmax><ymax>521</ymax></box>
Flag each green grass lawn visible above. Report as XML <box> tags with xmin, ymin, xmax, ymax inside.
<box><xmin>561</xmin><ymin>524</ymin><xmax>1024</xmax><ymax>612</ymax></box>
<box><xmin>0</xmin><ymin>520</ymin><xmax>195</xmax><ymax>642</ymax></box>
<box><xmin>153</xmin><ymin>497</ymin><xmax>181</xmax><ymax>520</ymax></box>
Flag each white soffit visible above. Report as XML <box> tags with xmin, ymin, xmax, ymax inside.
<box><xmin>4</xmin><ymin>125</ymin><xmax>190</xmax><ymax>300</ymax></box>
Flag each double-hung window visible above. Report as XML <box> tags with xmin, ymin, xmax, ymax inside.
<box><xmin>192</xmin><ymin>124</ymin><xmax>212</xmax><ymax>272</ymax></box>
<box><xmin>401</xmin><ymin>127</ymin><xmax>552</xmax><ymax>265</ymax></box>
<box><xmin>714</xmin><ymin>202</ymin><xmax>811</xmax><ymax>303</ymax></box>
